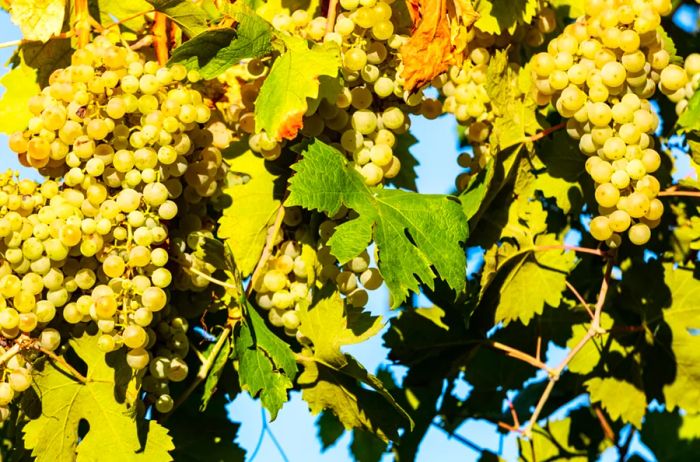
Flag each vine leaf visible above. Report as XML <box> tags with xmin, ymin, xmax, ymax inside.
<box><xmin>200</xmin><ymin>332</ymin><xmax>233</xmax><ymax>410</ymax></box>
<box><xmin>677</xmin><ymin>90</ymin><xmax>700</xmax><ymax>132</ymax></box>
<box><xmin>481</xmin><ymin>234</ymin><xmax>576</xmax><ymax>325</ymax></box>
<box><xmin>298</xmin><ymin>355</ymin><xmax>411</xmax><ymax>442</ymax></box>
<box><xmin>168</xmin><ymin>11</ymin><xmax>272</xmax><ymax>79</ymax></box>
<box><xmin>234</xmin><ymin>304</ymin><xmax>297</xmax><ymax>419</ymax></box>
<box><xmin>297</xmin><ymin>287</ymin><xmax>382</xmax><ymax>368</ymax></box>
<box><xmin>147</xmin><ymin>0</ymin><xmax>209</xmax><ymax>36</ymax></box>
<box><xmin>474</xmin><ymin>0</ymin><xmax>539</xmax><ymax>35</ymax></box>
<box><xmin>585</xmin><ymin>377</ymin><xmax>646</xmax><ymax>428</ymax></box>
<box><xmin>23</xmin><ymin>334</ymin><xmax>175</xmax><ymax>462</ymax></box>
<box><xmin>518</xmin><ymin>414</ymin><xmax>610</xmax><ymax>461</ymax></box>
<box><xmin>218</xmin><ymin>151</ymin><xmax>282</xmax><ymax>277</ymax></box>
<box><xmin>286</xmin><ymin>140</ymin><xmax>468</xmax><ymax>307</ymax></box>
<box><xmin>92</xmin><ymin>0</ymin><xmax>152</xmax><ymax>32</ymax></box>
<box><xmin>255</xmin><ymin>36</ymin><xmax>340</xmax><ymax>140</ymax></box>
<box><xmin>0</xmin><ymin>57</ymin><xmax>40</xmax><ymax>134</ymax></box>
<box><xmin>656</xmin><ymin>265</ymin><xmax>700</xmax><ymax>412</ymax></box>
<box><xmin>9</xmin><ymin>0</ymin><xmax>65</xmax><ymax>42</ymax></box>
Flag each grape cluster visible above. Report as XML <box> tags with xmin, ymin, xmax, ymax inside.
<box><xmin>267</xmin><ymin>0</ymin><xmax>441</xmax><ymax>186</ymax></box>
<box><xmin>530</xmin><ymin>0</ymin><xmax>673</xmax><ymax>246</ymax></box>
<box><xmin>3</xmin><ymin>33</ymin><xmax>229</xmax><ymax>412</ymax></box>
<box><xmin>668</xmin><ymin>53</ymin><xmax>700</xmax><ymax>116</ymax></box>
<box><xmin>253</xmin><ymin>206</ymin><xmax>384</xmax><ymax>341</ymax></box>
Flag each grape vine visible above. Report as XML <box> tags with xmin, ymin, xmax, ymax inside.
<box><xmin>0</xmin><ymin>0</ymin><xmax>698</xmax><ymax>461</ymax></box>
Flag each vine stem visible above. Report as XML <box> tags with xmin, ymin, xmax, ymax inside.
<box><xmin>153</xmin><ymin>12</ymin><xmax>169</xmax><ymax>66</ymax></box>
<box><xmin>74</xmin><ymin>0</ymin><xmax>91</xmax><ymax>48</ymax></box>
<box><xmin>528</xmin><ymin>122</ymin><xmax>566</xmax><ymax>142</ymax></box>
<box><xmin>246</xmin><ymin>206</ymin><xmax>286</xmax><ymax>296</ymax></box>
<box><xmin>167</xmin><ymin>325</ymin><xmax>232</xmax><ymax>417</ymax></box>
<box><xmin>534</xmin><ymin>244</ymin><xmax>607</xmax><ymax>257</ymax></box>
<box><xmin>523</xmin><ymin>260</ymin><xmax>613</xmax><ymax>438</ymax></box>
<box><xmin>39</xmin><ymin>346</ymin><xmax>88</xmax><ymax>383</ymax></box>
<box><xmin>0</xmin><ymin>345</ymin><xmax>20</xmax><ymax>367</ymax></box>
<box><xmin>488</xmin><ymin>341</ymin><xmax>554</xmax><ymax>375</ymax></box>
<box><xmin>0</xmin><ymin>32</ymin><xmax>75</xmax><ymax>50</ymax></box>
<box><xmin>326</xmin><ymin>0</ymin><xmax>339</xmax><ymax>32</ymax></box>
<box><xmin>565</xmin><ymin>280</ymin><xmax>594</xmax><ymax>319</ymax></box>
<box><xmin>658</xmin><ymin>188</ymin><xmax>700</xmax><ymax>198</ymax></box>
<box><xmin>430</xmin><ymin>422</ymin><xmax>484</xmax><ymax>454</ymax></box>
<box><xmin>186</xmin><ymin>266</ymin><xmax>239</xmax><ymax>292</ymax></box>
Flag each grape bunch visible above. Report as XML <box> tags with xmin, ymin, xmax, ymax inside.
<box><xmin>667</xmin><ymin>53</ymin><xmax>700</xmax><ymax>116</ymax></box>
<box><xmin>530</xmin><ymin>0</ymin><xmax>674</xmax><ymax>246</ymax></box>
<box><xmin>253</xmin><ymin>206</ymin><xmax>384</xmax><ymax>342</ymax></box>
<box><xmin>3</xmin><ymin>33</ymin><xmax>231</xmax><ymax>412</ymax></box>
<box><xmin>267</xmin><ymin>0</ymin><xmax>440</xmax><ymax>186</ymax></box>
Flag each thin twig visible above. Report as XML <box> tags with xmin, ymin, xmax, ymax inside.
<box><xmin>264</xmin><ymin>410</ymin><xmax>290</xmax><ymax>462</ymax></box>
<box><xmin>528</xmin><ymin>122</ymin><xmax>566</xmax><ymax>142</ymax></box>
<box><xmin>246</xmin><ymin>206</ymin><xmax>285</xmax><ymax>296</ymax></box>
<box><xmin>657</xmin><ymin>189</ymin><xmax>700</xmax><ymax>198</ymax></box>
<box><xmin>565</xmin><ymin>280</ymin><xmax>594</xmax><ymax>319</ymax></box>
<box><xmin>39</xmin><ymin>347</ymin><xmax>88</xmax><ymax>383</ymax></box>
<box><xmin>523</xmin><ymin>260</ymin><xmax>613</xmax><ymax>437</ymax></box>
<box><xmin>0</xmin><ymin>32</ymin><xmax>74</xmax><ymax>50</ymax></box>
<box><xmin>488</xmin><ymin>341</ymin><xmax>554</xmax><ymax>374</ymax></box>
<box><xmin>431</xmin><ymin>422</ymin><xmax>483</xmax><ymax>453</ymax></box>
<box><xmin>593</xmin><ymin>404</ymin><xmax>615</xmax><ymax>442</ymax></box>
<box><xmin>534</xmin><ymin>244</ymin><xmax>607</xmax><ymax>258</ymax></box>
<box><xmin>187</xmin><ymin>266</ymin><xmax>239</xmax><ymax>292</ymax></box>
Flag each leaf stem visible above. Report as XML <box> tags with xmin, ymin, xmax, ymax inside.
<box><xmin>523</xmin><ymin>259</ymin><xmax>613</xmax><ymax>437</ymax></box>
<box><xmin>39</xmin><ymin>347</ymin><xmax>88</xmax><ymax>383</ymax></box>
<box><xmin>187</xmin><ymin>266</ymin><xmax>239</xmax><ymax>292</ymax></box>
<box><xmin>152</xmin><ymin>12</ymin><xmax>169</xmax><ymax>66</ymax></box>
<box><xmin>534</xmin><ymin>244</ymin><xmax>607</xmax><ymax>258</ymax></box>
<box><xmin>593</xmin><ymin>404</ymin><xmax>615</xmax><ymax>442</ymax></box>
<box><xmin>488</xmin><ymin>341</ymin><xmax>554</xmax><ymax>375</ymax></box>
<box><xmin>0</xmin><ymin>40</ymin><xmax>21</xmax><ymax>50</ymax></box>
<box><xmin>167</xmin><ymin>326</ymin><xmax>232</xmax><ymax>417</ymax></box>
<box><xmin>528</xmin><ymin>122</ymin><xmax>566</xmax><ymax>142</ymax></box>
<box><xmin>565</xmin><ymin>280</ymin><xmax>594</xmax><ymax>319</ymax></box>
<box><xmin>246</xmin><ymin>206</ymin><xmax>286</xmax><ymax>296</ymax></box>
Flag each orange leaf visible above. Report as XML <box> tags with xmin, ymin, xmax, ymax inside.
<box><xmin>277</xmin><ymin>111</ymin><xmax>305</xmax><ymax>140</ymax></box>
<box><xmin>400</xmin><ymin>0</ymin><xmax>451</xmax><ymax>93</ymax></box>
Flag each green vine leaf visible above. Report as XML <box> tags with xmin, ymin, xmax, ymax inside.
<box><xmin>234</xmin><ymin>303</ymin><xmax>298</xmax><ymax>419</ymax></box>
<box><xmin>642</xmin><ymin>411</ymin><xmax>700</xmax><ymax>462</ymax></box>
<box><xmin>200</xmin><ymin>331</ymin><xmax>233</xmax><ymax>410</ymax></box>
<box><xmin>255</xmin><ymin>36</ymin><xmax>340</xmax><ymax>140</ymax></box>
<box><xmin>23</xmin><ymin>334</ymin><xmax>175</xmax><ymax>462</ymax></box>
<box><xmin>286</xmin><ymin>140</ymin><xmax>468</xmax><ymax>306</ymax></box>
<box><xmin>168</xmin><ymin>11</ymin><xmax>272</xmax><ymax>79</ymax></box>
<box><xmin>147</xmin><ymin>0</ymin><xmax>209</xmax><ymax>37</ymax></box>
<box><xmin>474</xmin><ymin>0</ymin><xmax>539</xmax><ymax>34</ymax></box>
<box><xmin>218</xmin><ymin>151</ymin><xmax>282</xmax><ymax>277</ymax></box>
<box><xmin>677</xmin><ymin>90</ymin><xmax>700</xmax><ymax>132</ymax></box>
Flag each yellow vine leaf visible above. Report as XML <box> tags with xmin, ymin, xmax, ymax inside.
<box><xmin>10</xmin><ymin>0</ymin><xmax>66</xmax><ymax>42</ymax></box>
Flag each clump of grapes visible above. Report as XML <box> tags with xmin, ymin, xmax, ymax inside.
<box><xmin>530</xmin><ymin>0</ymin><xmax>673</xmax><ymax>245</ymax></box>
